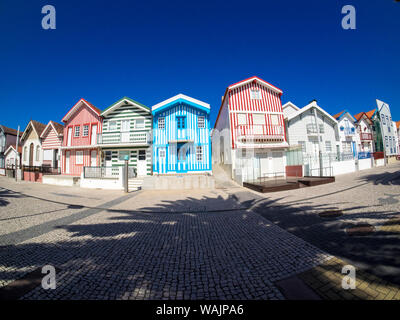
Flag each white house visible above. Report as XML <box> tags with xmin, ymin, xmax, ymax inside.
<box><xmin>20</xmin><ymin>120</ymin><xmax>47</xmax><ymax>167</ymax></box>
<box><xmin>4</xmin><ymin>145</ymin><xmax>21</xmax><ymax>168</ymax></box>
<box><xmin>393</xmin><ymin>121</ymin><xmax>399</xmax><ymax>156</ymax></box>
<box><xmin>376</xmin><ymin>99</ymin><xmax>398</xmax><ymax>158</ymax></box>
<box><xmin>353</xmin><ymin>112</ymin><xmax>374</xmax><ymax>153</ymax></box>
<box><xmin>283</xmin><ymin>100</ymin><xmax>340</xmax><ymax>176</ymax></box>
<box><xmin>332</xmin><ymin>110</ymin><xmax>359</xmax><ymax>158</ymax></box>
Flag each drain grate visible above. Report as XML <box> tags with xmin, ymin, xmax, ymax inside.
<box><xmin>318</xmin><ymin>210</ymin><xmax>343</xmax><ymax>218</ymax></box>
<box><xmin>346</xmin><ymin>224</ymin><xmax>375</xmax><ymax>236</ymax></box>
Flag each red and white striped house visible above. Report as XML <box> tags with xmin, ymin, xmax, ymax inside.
<box><xmin>212</xmin><ymin>76</ymin><xmax>289</xmax><ymax>182</ymax></box>
<box><xmin>61</xmin><ymin>99</ymin><xmax>102</xmax><ymax>176</ymax></box>
<box><xmin>40</xmin><ymin>121</ymin><xmax>64</xmax><ymax>170</ymax></box>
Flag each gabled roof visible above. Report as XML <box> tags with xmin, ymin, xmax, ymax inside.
<box><xmin>0</xmin><ymin>125</ymin><xmax>21</xmax><ymax>136</ymax></box>
<box><xmin>282</xmin><ymin>101</ymin><xmax>300</xmax><ymax>111</ymax></box>
<box><xmin>4</xmin><ymin>144</ymin><xmax>22</xmax><ymax>155</ymax></box>
<box><xmin>40</xmin><ymin>121</ymin><xmax>64</xmax><ymax>138</ymax></box>
<box><xmin>286</xmin><ymin>100</ymin><xmax>338</xmax><ymax>124</ymax></box>
<box><xmin>62</xmin><ymin>98</ymin><xmax>101</xmax><ymax>123</ymax></box>
<box><xmin>365</xmin><ymin>109</ymin><xmax>376</xmax><ymax>120</ymax></box>
<box><xmin>332</xmin><ymin>109</ymin><xmax>356</xmax><ymax>122</ymax></box>
<box><xmin>396</xmin><ymin>121</ymin><xmax>400</xmax><ymax>130</ymax></box>
<box><xmin>353</xmin><ymin>112</ymin><xmax>373</xmax><ymax>125</ymax></box>
<box><xmin>20</xmin><ymin>120</ymin><xmax>47</xmax><ymax>141</ymax></box>
<box><xmin>152</xmin><ymin>94</ymin><xmax>210</xmax><ymax>114</ymax></box>
<box><xmin>101</xmin><ymin>96</ymin><xmax>150</xmax><ymax>116</ymax></box>
<box><xmin>227</xmin><ymin>76</ymin><xmax>283</xmax><ymax>95</ymax></box>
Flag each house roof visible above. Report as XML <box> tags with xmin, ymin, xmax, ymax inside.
<box><xmin>365</xmin><ymin>109</ymin><xmax>376</xmax><ymax>120</ymax></box>
<box><xmin>101</xmin><ymin>96</ymin><xmax>150</xmax><ymax>116</ymax></box>
<box><xmin>286</xmin><ymin>100</ymin><xmax>339</xmax><ymax>124</ymax></box>
<box><xmin>396</xmin><ymin>121</ymin><xmax>400</xmax><ymax>130</ymax></box>
<box><xmin>40</xmin><ymin>121</ymin><xmax>64</xmax><ymax>138</ymax></box>
<box><xmin>282</xmin><ymin>101</ymin><xmax>300</xmax><ymax>111</ymax></box>
<box><xmin>0</xmin><ymin>125</ymin><xmax>21</xmax><ymax>136</ymax></box>
<box><xmin>227</xmin><ymin>76</ymin><xmax>283</xmax><ymax>94</ymax></box>
<box><xmin>4</xmin><ymin>144</ymin><xmax>22</xmax><ymax>155</ymax></box>
<box><xmin>62</xmin><ymin>98</ymin><xmax>101</xmax><ymax>122</ymax></box>
<box><xmin>20</xmin><ymin>120</ymin><xmax>47</xmax><ymax>141</ymax></box>
<box><xmin>353</xmin><ymin>112</ymin><xmax>373</xmax><ymax>125</ymax></box>
<box><xmin>332</xmin><ymin>110</ymin><xmax>356</xmax><ymax>122</ymax></box>
<box><xmin>152</xmin><ymin>94</ymin><xmax>210</xmax><ymax>114</ymax></box>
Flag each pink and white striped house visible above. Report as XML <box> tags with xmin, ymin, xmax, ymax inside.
<box><xmin>40</xmin><ymin>121</ymin><xmax>64</xmax><ymax>170</ymax></box>
<box><xmin>212</xmin><ymin>76</ymin><xmax>289</xmax><ymax>182</ymax></box>
<box><xmin>60</xmin><ymin>99</ymin><xmax>102</xmax><ymax>176</ymax></box>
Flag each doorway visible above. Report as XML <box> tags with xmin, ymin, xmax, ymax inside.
<box><xmin>137</xmin><ymin>149</ymin><xmax>147</xmax><ymax>176</ymax></box>
<box><xmin>29</xmin><ymin>143</ymin><xmax>34</xmax><ymax>166</ymax></box>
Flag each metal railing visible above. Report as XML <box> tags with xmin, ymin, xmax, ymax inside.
<box><xmin>235</xmin><ymin>124</ymin><xmax>285</xmax><ymax>139</ymax></box>
<box><xmin>306</xmin><ymin>124</ymin><xmax>324</xmax><ymax>135</ymax></box>
<box><xmin>97</xmin><ymin>132</ymin><xmax>150</xmax><ymax>145</ymax></box>
<box><xmin>343</xmin><ymin>127</ymin><xmax>355</xmax><ymax>136</ymax></box>
<box><xmin>307</xmin><ymin>167</ymin><xmax>333</xmax><ymax>177</ymax></box>
<box><xmin>83</xmin><ymin>166</ymin><xmax>137</xmax><ymax>179</ymax></box>
<box><xmin>22</xmin><ymin>165</ymin><xmax>61</xmax><ymax>175</ymax></box>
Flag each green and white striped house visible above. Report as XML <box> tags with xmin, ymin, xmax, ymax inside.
<box><xmin>99</xmin><ymin>97</ymin><xmax>152</xmax><ymax>176</ymax></box>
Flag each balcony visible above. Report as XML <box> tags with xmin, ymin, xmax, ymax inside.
<box><xmin>306</xmin><ymin>124</ymin><xmax>324</xmax><ymax>135</ymax></box>
<box><xmin>235</xmin><ymin>124</ymin><xmax>285</xmax><ymax>143</ymax></box>
<box><xmin>360</xmin><ymin>132</ymin><xmax>372</xmax><ymax>141</ymax></box>
<box><xmin>97</xmin><ymin>132</ymin><xmax>151</xmax><ymax>146</ymax></box>
<box><xmin>341</xmin><ymin>127</ymin><xmax>355</xmax><ymax>136</ymax></box>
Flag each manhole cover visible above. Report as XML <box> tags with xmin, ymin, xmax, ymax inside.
<box><xmin>318</xmin><ymin>210</ymin><xmax>343</xmax><ymax>218</ymax></box>
<box><xmin>346</xmin><ymin>224</ymin><xmax>375</xmax><ymax>236</ymax></box>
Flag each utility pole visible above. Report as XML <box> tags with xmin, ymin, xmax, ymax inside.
<box><xmin>15</xmin><ymin>126</ymin><xmax>20</xmax><ymax>181</ymax></box>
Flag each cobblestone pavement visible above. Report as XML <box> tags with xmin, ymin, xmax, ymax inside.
<box><xmin>226</xmin><ymin>163</ymin><xmax>400</xmax><ymax>294</ymax></box>
<box><xmin>0</xmin><ymin>178</ymin><xmax>331</xmax><ymax>299</ymax></box>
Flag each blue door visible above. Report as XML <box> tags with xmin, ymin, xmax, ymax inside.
<box><xmin>352</xmin><ymin>141</ymin><xmax>356</xmax><ymax>158</ymax></box>
<box><xmin>177</xmin><ymin>143</ymin><xmax>188</xmax><ymax>173</ymax></box>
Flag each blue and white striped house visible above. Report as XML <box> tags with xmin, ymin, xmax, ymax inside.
<box><xmin>152</xmin><ymin>94</ymin><xmax>212</xmax><ymax>174</ymax></box>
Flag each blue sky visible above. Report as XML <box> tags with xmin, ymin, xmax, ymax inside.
<box><xmin>0</xmin><ymin>0</ymin><xmax>399</xmax><ymax>131</ymax></box>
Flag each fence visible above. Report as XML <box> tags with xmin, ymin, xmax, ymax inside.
<box><xmin>83</xmin><ymin>166</ymin><xmax>137</xmax><ymax>179</ymax></box>
<box><xmin>22</xmin><ymin>166</ymin><xmax>61</xmax><ymax>175</ymax></box>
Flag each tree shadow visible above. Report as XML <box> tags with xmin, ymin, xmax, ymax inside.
<box><xmin>358</xmin><ymin>170</ymin><xmax>400</xmax><ymax>186</ymax></box>
<box><xmin>0</xmin><ymin>188</ymin><xmax>24</xmax><ymax>207</ymax></box>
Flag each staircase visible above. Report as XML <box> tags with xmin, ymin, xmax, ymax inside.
<box><xmin>128</xmin><ymin>178</ymin><xmax>143</xmax><ymax>191</ymax></box>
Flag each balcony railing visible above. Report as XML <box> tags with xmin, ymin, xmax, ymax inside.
<box><xmin>342</xmin><ymin>127</ymin><xmax>355</xmax><ymax>136</ymax></box>
<box><xmin>97</xmin><ymin>132</ymin><xmax>150</xmax><ymax>145</ymax></box>
<box><xmin>360</xmin><ymin>132</ymin><xmax>373</xmax><ymax>141</ymax></box>
<box><xmin>306</xmin><ymin>124</ymin><xmax>324</xmax><ymax>135</ymax></box>
<box><xmin>83</xmin><ymin>166</ymin><xmax>136</xmax><ymax>179</ymax></box>
<box><xmin>235</xmin><ymin>124</ymin><xmax>285</xmax><ymax>142</ymax></box>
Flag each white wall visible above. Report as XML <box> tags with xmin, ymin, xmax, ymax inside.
<box><xmin>332</xmin><ymin>159</ymin><xmax>356</xmax><ymax>176</ymax></box>
<box><xmin>212</xmin><ymin>97</ymin><xmax>232</xmax><ymax>167</ymax></box>
<box><xmin>22</xmin><ymin>138</ymin><xmax>42</xmax><ymax>166</ymax></box>
<box><xmin>358</xmin><ymin>158</ymin><xmax>372</xmax><ymax>171</ymax></box>
<box><xmin>337</xmin><ymin>114</ymin><xmax>359</xmax><ymax>154</ymax></box>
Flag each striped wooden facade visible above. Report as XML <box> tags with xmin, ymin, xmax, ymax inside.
<box><xmin>227</xmin><ymin>78</ymin><xmax>286</xmax><ymax>149</ymax></box>
<box><xmin>152</xmin><ymin>94</ymin><xmax>212</xmax><ymax>174</ymax></box>
<box><xmin>61</xmin><ymin>99</ymin><xmax>102</xmax><ymax>176</ymax></box>
<box><xmin>41</xmin><ymin>121</ymin><xmax>63</xmax><ymax>168</ymax></box>
<box><xmin>100</xmin><ymin>97</ymin><xmax>152</xmax><ymax>176</ymax></box>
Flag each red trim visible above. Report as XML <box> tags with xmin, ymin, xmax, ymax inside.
<box><xmin>73</xmin><ymin>125</ymin><xmax>81</xmax><ymax>138</ymax></box>
<box><xmin>74</xmin><ymin>150</ymin><xmax>84</xmax><ymax>166</ymax></box>
<box><xmin>228</xmin><ymin>76</ymin><xmax>282</xmax><ymax>93</ymax></box>
<box><xmin>82</xmin><ymin>123</ymin><xmax>90</xmax><ymax>137</ymax></box>
<box><xmin>62</xmin><ymin>98</ymin><xmax>101</xmax><ymax>123</ymax></box>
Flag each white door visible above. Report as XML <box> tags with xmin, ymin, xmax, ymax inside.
<box><xmin>67</xmin><ymin>128</ymin><xmax>72</xmax><ymax>146</ymax></box>
<box><xmin>91</xmin><ymin>125</ymin><xmax>97</xmax><ymax>145</ymax></box>
<box><xmin>137</xmin><ymin>150</ymin><xmax>147</xmax><ymax>176</ymax></box>
<box><xmin>258</xmin><ymin>152</ymin><xmax>270</xmax><ymax>179</ymax></box>
<box><xmin>90</xmin><ymin>150</ymin><xmax>97</xmax><ymax>167</ymax></box>
<box><xmin>104</xmin><ymin>151</ymin><xmax>112</xmax><ymax>176</ymax></box>
<box><xmin>158</xmin><ymin>147</ymin><xmax>166</xmax><ymax>174</ymax></box>
<box><xmin>121</xmin><ymin>120</ymin><xmax>130</xmax><ymax>143</ymax></box>
<box><xmin>272</xmin><ymin>152</ymin><xmax>284</xmax><ymax>177</ymax></box>
<box><xmin>65</xmin><ymin>151</ymin><xmax>70</xmax><ymax>174</ymax></box>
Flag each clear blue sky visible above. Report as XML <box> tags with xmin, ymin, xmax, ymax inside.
<box><xmin>0</xmin><ymin>0</ymin><xmax>399</xmax><ymax>131</ymax></box>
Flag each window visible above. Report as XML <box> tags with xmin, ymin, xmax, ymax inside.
<box><xmin>237</xmin><ymin>113</ymin><xmax>247</xmax><ymax>125</ymax></box>
<box><xmin>105</xmin><ymin>151</ymin><xmax>112</xmax><ymax>161</ymax></box>
<box><xmin>158</xmin><ymin>117</ymin><xmax>165</xmax><ymax>129</ymax></box>
<box><xmin>177</xmin><ymin>117</ymin><xmax>186</xmax><ymax>129</ymax></box>
<box><xmin>299</xmin><ymin>141</ymin><xmax>306</xmax><ymax>153</ymax></box>
<box><xmin>43</xmin><ymin>149</ymin><xmax>53</xmax><ymax>161</ymax></box>
<box><xmin>35</xmin><ymin>146</ymin><xmax>40</xmax><ymax>161</ymax></box>
<box><xmin>342</xmin><ymin>142</ymin><xmax>351</xmax><ymax>153</ymax></box>
<box><xmin>76</xmin><ymin>151</ymin><xmax>83</xmax><ymax>164</ymax></box>
<box><xmin>319</xmin><ymin>124</ymin><xmax>325</xmax><ymax>133</ymax></box>
<box><xmin>138</xmin><ymin>150</ymin><xmax>146</xmax><ymax>160</ymax></box>
<box><xmin>74</xmin><ymin>126</ymin><xmax>80</xmax><ymax>137</ymax></box>
<box><xmin>385</xmin><ymin>136</ymin><xmax>388</xmax><ymax>147</ymax></box>
<box><xmin>253</xmin><ymin>114</ymin><xmax>265</xmax><ymax>125</ymax></box>
<box><xmin>250</xmin><ymin>89</ymin><xmax>261</xmax><ymax>100</ymax></box>
<box><xmin>159</xmin><ymin>148</ymin><xmax>166</xmax><ymax>158</ymax></box>
<box><xmin>135</xmin><ymin>119</ymin><xmax>145</xmax><ymax>129</ymax></box>
<box><xmin>198</xmin><ymin>116</ymin><xmax>205</xmax><ymax>128</ymax></box>
<box><xmin>83</xmin><ymin>125</ymin><xmax>89</xmax><ymax>137</ymax></box>
<box><xmin>196</xmin><ymin>146</ymin><xmax>203</xmax><ymax>162</ymax></box>
<box><xmin>109</xmin><ymin>121</ymin><xmax>117</xmax><ymax>131</ymax></box>
<box><xmin>118</xmin><ymin>151</ymin><xmax>130</xmax><ymax>161</ymax></box>
<box><xmin>270</xmin><ymin>114</ymin><xmax>279</xmax><ymax>125</ymax></box>
<box><xmin>325</xmin><ymin>141</ymin><xmax>332</xmax><ymax>152</ymax></box>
